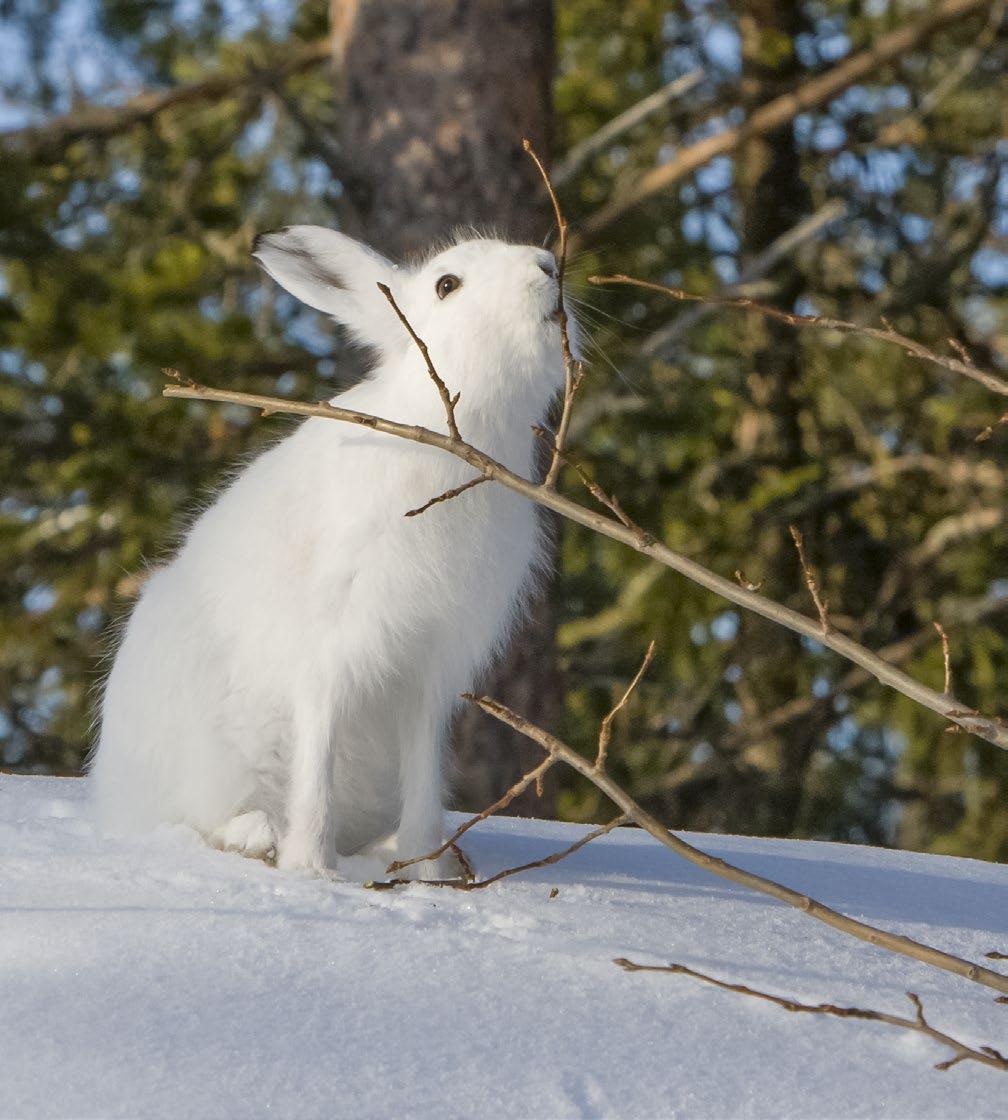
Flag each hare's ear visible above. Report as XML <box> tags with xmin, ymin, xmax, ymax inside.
<box><xmin>252</xmin><ymin>226</ymin><xmax>401</xmax><ymax>354</ymax></box>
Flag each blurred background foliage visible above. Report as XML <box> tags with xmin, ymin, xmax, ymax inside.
<box><xmin>1</xmin><ymin>0</ymin><xmax>1006</xmax><ymax>858</ymax></box>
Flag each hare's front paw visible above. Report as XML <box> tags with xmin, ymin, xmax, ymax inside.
<box><xmin>276</xmin><ymin>831</ymin><xmax>328</xmax><ymax>874</ymax></box>
<box><xmin>210</xmin><ymin>810</ymin><xmax>277</xmax><ymax>862</ymax></box>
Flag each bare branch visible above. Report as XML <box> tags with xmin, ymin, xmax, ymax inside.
<box><xmin>464</xmin><ymin>690</ymin><xmax>1008</xmax><ymax>996</ymax></box>
<box><xmin>377</xmin><ymin>814</ymin><xmax>627</xmax><ymax>892</ymax></box>
<box><xmin>386</xmin><ymin>755</ymin><xmax>556</xmax><ymax>876</ymax></box>
<box><xmin>553</xmin><ymin>70</ymin><xmax>704</xmax><ymax>187</ymax></box>
<box><xmin>523</xmin><ymin>137</ymin><xmax>584</xmax><ymax>489</ymax></box>
<box><xmin>391</xmin><ymin>640</ymin><xmax>651</xmax><ymax>882</ymax></box>
<box><xmin>933</xmin><ymin>621</ymin><xmax>953</xmax><ymax>696</ymax></box>
<box><xmin>442</xmin><ymin>814</ymin><xmax>628</xmax><ymax>892</ymax></box>
<box><xmin>721</xmin><ymin>594</ymin><xmax>1007</xmax><ymax>752</ymax></box>
<box><xmin>578</xmin><ymin>0</ymin><xmax>996</xmax><ymax>242</ymax></box>
<box><xmin>404</xmin><ymin>475</ymin><xmax>488</xmax><ymax>518</ymax></box>
<box><xmin>532</xmin><ymin>425</ymin><xmax>648</xmax><ymax>539</ymax></box>
<box><xmin>789</xmin><ymin>525</ymin><xmax>831</xmax><ymax>635</ymax></box>
<box><xmin>614</xmin><ymin>959</ymin><xmax>1008</xmax><ymax>1073</ymax></box>
<box><xmin>642</xmin><ymin>202</ymin><xmax>847</xmax><ymax>360</ymax></box>
<box><xmin>975</xmin><ymin>413</ymin><xmax>1008</xmax><ymax>442</ymax></box>
<box><xmin>162</xmin><ymin>366</ymin><xmax>198</xmax><ymax>389</ymax></box>
<box><xmin>162</xmin><ymin>377</ymin><xmax>1008</xmax><ymax>754</ymax></box>
<box><xmin>735</xmin><ymin>570</ymin><xmax>764</xmax><ymax>593</ymax></box>
<box><xmin>2</xmin><ymin>39</ymin><xmax>332</xmax><ymax>159</ymax></box>
<box><xmin>597</xmin><ymin>640</ymin><xmax>656</xmax><ymax>770</ymax></box>
<box><xmin>593</xmin><ymin>274</ymin><xmax>1008</xmax><ymax>400</ymax></box>
<box><xmin>448</xmin><ymin>841</ymin><xmax>475</xmax><ymax>885</ymax></box>
<box><xmin>377</xmin><ymin>282</ymin><xmax>462</xmax><ymax>440</ymax></box>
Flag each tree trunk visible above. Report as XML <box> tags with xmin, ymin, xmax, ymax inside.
<box><xmin>733</xmin><ymin>0</ymin><xmax>818</xmax><ymax>836</ymax></box>
<box><xmin>332</xmin><ymin>0</ymin><xmax>559</xmax><ymax>814</ymax></box>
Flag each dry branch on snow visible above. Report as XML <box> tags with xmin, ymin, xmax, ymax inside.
<box><xmin>614</xmin><ymin>960</ymin><xmax>1008</xmax><ymax>1073</ymax></box>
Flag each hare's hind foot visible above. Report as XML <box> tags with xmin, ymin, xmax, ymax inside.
<box><xmin>210</xmin><ymin>810</ymin><xmax>278</xmax><ymax>863</ymax></box>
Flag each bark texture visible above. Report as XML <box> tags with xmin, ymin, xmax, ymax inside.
<box><xmin>334</xmin><ymin>0</ymin><xmax>559</xmax><ymax>812</ymax></box>
<box><xmin>335</xmin><ymin>0</ymin><xmax>554</xmax><ymax>252</ymax></box>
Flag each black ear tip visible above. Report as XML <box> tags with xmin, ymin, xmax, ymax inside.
<box><xmin>252</xmin><ymin>227</ymin><xmax>294</xmax><ymax>255</ymax></box>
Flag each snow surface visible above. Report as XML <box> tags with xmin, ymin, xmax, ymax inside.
<box><xmin>2</xmin><ymin>775</ymin><xmax>1007</xmax><ymax>1120</ymax></box>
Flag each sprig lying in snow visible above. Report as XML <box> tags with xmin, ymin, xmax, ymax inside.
<box><xmin>614</xmin><ymin>959</ymin><xmax>1008</xmax><ymax>1074</ymax></box>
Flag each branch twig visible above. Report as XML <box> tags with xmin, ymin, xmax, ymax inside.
<box><xmin>404</xmin><ymin>475</ymin><xmax>488</xmax><ymax>518</ymax></box>
<box><xmin>641</xmin><ymin>202</ymin><xmax>847</xmax><ymax>359</ymax></box>
<box><xmin>387</xmin><ymin>643</ymin><xmax>652</xmax><ymax>883</ymax></box>
<box><xmin>532</xmin><ymin>425</ymin><xmax>649</xmax><ymax>539</ymax></box>
<box><xmin>162</xmin><ymin>376</ymin><xmax>1008</xmax><ymax>754</ymax></box>
<box><xmin>373</xmin><ymin>814</ymin><xmax>627</xmax><ymax>892</ymax></box>
<box><xmin>720</xmin><ymin>594</ymin><xmax>1006</xmax><ymax>752</ymax></box>
<box><xmin>437</xmin><ymin>814</ymin><xmax>629</xmax><ymax>892</ymax></box>
<box><xmin>386</xmin><ymin>755</ymin><xmax>556</xmax><ymax>876</ymax></box>
<box><xmin>464</xmin><ymin>689</ymin><xmax>1008</xmax><ymax>996</ymax></box>
<box><xmin>597</xmin><ymin>640</ymin><xmax>656</xmax><ymax>770</ymax></box>
<box><xmin>377</xmin><ymin>282</ymin><xmax>462</xmax><ymax>440</ymax></box>
<box><xmin>933</xmin><ymin>621</ymin><xmax>952</xmax><ymax>696</ymax></box>
<box><xmin>975</xmin><ymin>413</ymin><xmax>1008</xmax><ymax>442</ymax></box>
<box><xmin>614</xmin><ymin>959</ymin><xmax>1008</xmax><ymax>1072</ymax></box>
<box><xmin>789</xmin><ymin>525</ymin><xmax>831</xmax><ymax>635</ymax></box>
<box><xmin>523</xmin><ymin>138</ymin><xmax>584</xmax><ymax>489</ymax></box>
<box><xmin>592</xmin><ymin>275</ymin><xmax>1008</xmax><ymax>400</ymax></box>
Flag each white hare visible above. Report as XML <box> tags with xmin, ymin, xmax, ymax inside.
<box><xmin>90</xmin><ymin>226</ymin><xmax>569</xmax><ymax>879</ymax></box>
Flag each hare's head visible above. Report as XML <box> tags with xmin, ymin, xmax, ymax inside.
<box><xmin>253</xmin><ymin>227</ymin><xmax>573</xmax><ymax>408</ymax></box>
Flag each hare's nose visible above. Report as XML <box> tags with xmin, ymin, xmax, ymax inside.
<box><xmin>536</xmin><ymin>251</ymin><xmax>558</xmax><ymax>278</ymax></box>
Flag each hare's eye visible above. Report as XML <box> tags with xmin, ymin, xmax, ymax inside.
<box><xmin>436</xmin><ymin>274</ymin><xmax>461</xmax><ymax>300</ymax></box>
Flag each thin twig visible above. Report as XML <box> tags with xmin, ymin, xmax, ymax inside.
<box><xmin>386</xmin><ymin>755</ymin><xmax>556</xmax><ymax>875</ymax></box>
<box><xmin>789</xmin><ymin>525</ymin><xmax>831</xmax><ymax>635</ymax></box>
<box><xmin>463</xmin><ymin>690</ymin><xmax>1008</xmax><ymax>996</ymax></box>
<box><xmin>377</xmin><ymin>282</ymin><xmax>462</xmax><ymax>440</ymax></box>
<box><xmin>975</xmin><ymin>413</ymin><xmax>1008</xmax><ymax>442</ymax></box>
<box><xmin>642</xmin><ymin>202</ymin><xmax>847</xmax><ymax>359</ymax></box>
<box><xmin>448</xmin><ymin>841</ymin><xmax>475</xmax><ymax>885</ymax></box>
<box><xmin>443</xmin><ymin>814</ymin><xmax>628</xmax><ymax>892</ymax></box>
<box><xmin>373</xmin><ymin>815</ymin><xmax>627</xmax><ymax>892</ymax></box>
<box><xmin>593</xmin><ymin>274</ymin><xmax>1008</xmax><ymax>400</ymax></box>
<box><xmin>523</xmin><ymin>137</ymin><xmax>585</xmax><ymax>488</ymax></box>
<box><xmin>614</xmin><ymin>959</ymin><xmax>1008</xmax><ymax>1073</ymax></box>
<box><xmin>404</xmin><ymin>475</ymin><xmax>488</xmax><ymax>517</ymax></box>
<box><xmin>532</xmin><ymin>425</ymin><xmax>648</xmax><ymax>539</ymax></box>
<box><xmin>162</xmin><ymin>366</ymin><xmax>198</xmax><ymax>389</ymax></box>
<box><xmin>162</xmin><ymin>377</ymin><xmax>1008</xmax><ymax>754</ymax></box>
<box><xmin>391</xmin><ymin>637</ymin><xmax>651</xmax><ymax>879</ymax></box>
<box><xmin>597</xmin><ymin>640</ymin><xmax>656</xmax><ymax>770</ymax></box>
<box><xmin>933</xmin><ymin>621</ymin><xmax>952</xmax><ymax>695</ymax></box>
<box><xmin>720</xmin><ymin>594</ymin><xmax>1007</xmax><ymax>752</ymax></box>
<box><xmin>735</xmin><ymin>570</ymin><xmax>764</xmax><ymax>593</ymax></box>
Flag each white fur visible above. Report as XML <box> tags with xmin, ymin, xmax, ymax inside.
<box><xmin>89</xmin><ymin>227</ymin><xmax>567</xmax><ymax>879</ymax></box>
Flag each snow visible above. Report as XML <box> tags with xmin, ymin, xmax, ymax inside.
<box><xmin>2</xmin><ymin>775</ymin><xmax>1006</xmax><ymax>1119</ymax></box>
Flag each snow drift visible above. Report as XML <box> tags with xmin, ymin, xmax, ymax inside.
<box><xmin>2</xmin><ymin>774</ymin><xmax>1006</xmax><ymax>1118</ymax></box>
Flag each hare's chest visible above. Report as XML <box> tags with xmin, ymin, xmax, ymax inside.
<box><xmin>332</xmin><ymin>481</ymin><xmax>539</xmax><ymax>657</ymax></box>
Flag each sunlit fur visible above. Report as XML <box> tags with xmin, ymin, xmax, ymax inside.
<box><xmin>90</xmin><ymin>227</ymin><xmax>567</xmax><ymax>878</ymax></box>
